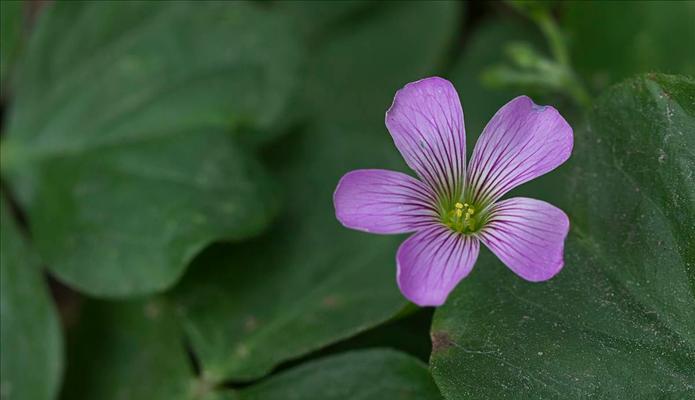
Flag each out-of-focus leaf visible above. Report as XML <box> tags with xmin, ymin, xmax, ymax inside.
<box><xmin>171</xmin><ymin>1</ymin><xmax>460</xmax><ymax>382</ymax></box>
<box><xmin>565</xmin><ymin>1</ymin><xmax>695</xmax><ymax>92</ymax></box>
<box><xmin>0</xmin><ymin>0</ymin><xmax>22</xmax><ymax>84</ymax></box>
<box><xmin>65</xmin><ymin>346</ymin><xmax>438</xmax><ymax>400</ymax></box>
<box><xmin>61</xmin><ymin>299</ymin><xmax>197</xmax><ymax>400</ymax></box>
<box><xmin>1</xmin><ymin>1</ymin><xmax>301</xmax><ymax>297</ymax></box>
<box><xmin>430</xmin><ymin>74</ymin><xmax>695</xmax><ymax>398</ymax></box>
<box><xmin>275</xmin><ymin>0</ymin><xmax>373</xmax><ymax>39</ymax></box>
<box><xmin>239</xmin><ymin>349</ymin><xmax>442</xmax><ymax>400</ymax></box>
<box><xmin>0</xmin><ymin>196</ymin><xmax>63</xmax><ymax>400</ymax></box>
<box><xmin>299</xmin><ymin>1</ymin><xmax>460</xmax><ymax>125</ymax></box>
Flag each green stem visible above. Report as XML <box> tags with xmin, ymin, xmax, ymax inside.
<box><xmin>534</xmin><ymin>10</ymin><xmax>569</xmax><ymax>68</ymax></box>
<box><xmin>532</xmin><ymin>8</ymin><xmax>592</xmax><ymax>108</ymax></box>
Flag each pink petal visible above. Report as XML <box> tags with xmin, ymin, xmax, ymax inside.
<box><xmin>467</xmin><ymin>96</ymin><xmax>573</xmax><ymax>205</ymax></box>
<box><xmin>397</xmin><ymin>225</ymin><xmax>479</xmax><ymax>306</ymax></box>
<box><xmin>334</xmin><ymin>169</ymin><xmax>439</xmax><ymax>234</ymax></box>
<box><xmin>385</xmin><ymin>77</ymin><xmax>466</xmax><ymax>201</ymax></box>
<box><xmin>479</xmin><ymin>197</ymin><xmax>569</xmax><ymax>282</ymax></box>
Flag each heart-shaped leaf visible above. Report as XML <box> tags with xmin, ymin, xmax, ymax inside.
<box><xmin>0</xmin><ymin>196</ymin><xmax>63</xmax><ymax>400</ymax></box>
<box><xmin>1</xmin><ymin>1</ymin><xmax>301</xmax><ymax>297</ymax></box>
<box><xmin>430</xmin><ymin>74</ymin><xmax>695</xmax><ymax>398</ymax></box>
<box><xmin>171</xmin><ymin>1</ymin><xmax>460</xmax><ymax>382</ymax></box>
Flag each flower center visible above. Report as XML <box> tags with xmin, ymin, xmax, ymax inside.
<box><xmin>445</xmin><ymin>202</ymin><xmax>479</xmax><ymax>234</ymax></box>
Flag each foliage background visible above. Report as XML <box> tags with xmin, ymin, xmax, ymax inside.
<box><xmin>0</xmin><ymin>1</ymin><xmax>693</xmax><ymax>399</ymax></box>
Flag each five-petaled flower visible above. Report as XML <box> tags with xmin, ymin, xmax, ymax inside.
<box><xmin>333</xmin><ymin>77</ymin><xmax>573</xmax><ymax>306</ymax></box>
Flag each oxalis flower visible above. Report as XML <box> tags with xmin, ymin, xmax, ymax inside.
<box><xmin>333</xmin><ymin>77</ymin><xmax>573</xmax><ymax>306</ymax></box>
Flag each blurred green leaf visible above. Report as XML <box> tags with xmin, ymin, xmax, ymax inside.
<box><xmin>239</xmin><ymin>349</ymin><xmax>442</xmax><ymax>400</ymax></box>
<box><xmin>1</xmin><ymin>196</ymin><xmax>63</xmax><ymax>400</ymax></box>
<box><xmin>275</xmin><ymin>0</ymin><xmax>373</xmax><ymax>40</ymax></box>
<box><xmin>61</xmin><ymin>299</ymin><xmax>199</xmax><ymax>400</ymax></box>
<box><xmin>171</xmin><ymin>1</ymin><xmax>460</xmax><ymax>383</ymax></box>
<box><xmin>430</xmin><ymin>74</ymin><xmax>695</xmax><ymax>398</ymax></box>
<box><xmin>0</xmin><ymin>0</ymin><xmax>22</xmax><ymax>84</ymax></box>
<box><xmin>295</xmin><ymin>1</ymin><xmax>460</xmax><ymax>125</ymax></box>
<box><xmin>565</xmin><ymin>1</ymin><xmax>695</xmax><ymax>92</ymax></box>
<box><xmin>1</xmin><ymin>1</ymin><xmax>302</xmax><ymax>297</ymax></box>
<box><xmin>61</xmin><ymin>303</ymin><xmax>439</xmax><ymax>400</ymax></box>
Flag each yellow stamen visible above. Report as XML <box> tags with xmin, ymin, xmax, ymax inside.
<box><xmin>447</xmin><ymin>202</ymin><xmax>478</xmax><ymax>233</ymax></box>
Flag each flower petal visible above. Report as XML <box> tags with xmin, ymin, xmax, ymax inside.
<box><xmin>397</xmin><ymin>225</ymin><xmax>479</xmax><ymax>306</ymax></box>
<box><xmin>479</xmin><ymin>197</ymin><xmax>569</xmax><ymax>282</ymax></box>
<box><xmin>467</xmin><ymin>96</ymin><xmax>573</xmax><ymax>205</ymax></box>
<box><xmin>385</xmin><ymin>77</ymin><xmax>466</xmax><ymax>201</ymax></box>
<box><xmin>334</xmin><ymin>169</ymin><xmax>439</xmax><ymax>234</ymax></box>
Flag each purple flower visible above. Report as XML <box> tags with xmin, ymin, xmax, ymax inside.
<box><xmin>333</xmin><ymin>77</ymin><xmax>573</xmax><ymax>306</ymax></box>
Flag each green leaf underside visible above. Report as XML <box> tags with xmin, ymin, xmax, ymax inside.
<box><xmin>0</xmin><ymin>196</ymin><xmax>63</xmax><ymax>400</ymax></box>
<box><xmin>171</xmin><ymin>1</ymin><xmax>460</xmax><ymax>383</ymax></box>
<box><xmin>431</xmin><ymin>74</ymin><xmax>695</xmax><ymax>398</ymax></box>
<box><xmin>2</xmin><ymin>1</ymin><xmax>301</xmax><ymax>297</ymax></box>
<box><xmin>238</xmin><ymin>349</ymin><xmax>442</xmax><ymax>400</ymax></box>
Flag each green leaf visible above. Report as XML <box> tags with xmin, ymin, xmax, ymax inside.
<box><xmin>239</xmin><ymin>349</ymin><xmax>442</xmax><ymax>400</ymax></box>
<box><xmin>1</xmin><ymin>1</ymin><xmax>301</xmax><ymax>297</ymax></box>
<box><xmin>61</xmin><ymin>299</ymin><xmax>199</xmax><ymax>400</ymax></box>
<box><xmin>0</xmin><ymin>196</ymin><xmax>63</xmax><ymax>400</ymax></box>
<box><xmin>297</xmin><ymin>1</ymin><xmax>460</xmax><ymax>125</ymax></box>
<box><xmin>565</xmin><ymin>1</ymin><xmax>695</xmax><ymax>92</ymax></box>
<box><xmin>171</xmin><ymin>1</ymin><xmax>460</xmax><ymax>382</ymax></box>
<box><xmin>430</xmin><ymin>74</ymin><xmax>695</xmax><ymax>398</ymax></box>
<box><xmin>61</xmin><ymin>298</ymin><xmax>246</xmax><ymax>400</ymax></box>
<box><xmin>0</xmin><ymin>0</ymin><xmax>23</xmax><ymax>84</ymax></box>
<box><xmin>62</xmin><ymin>309</ymin><xmax>438</xmax><ymax>400</ymax></box>
<box><xmin>275</xmin><ymin>0</ymin><xmax>373</xmax><ymax>40</ymax></box>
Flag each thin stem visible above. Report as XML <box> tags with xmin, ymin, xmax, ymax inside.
<box><xmin>532</xmin><ymin>8</ymin><xmax>592</xmax><ymax>108</ymax></box>
<box><xmin>534</xmin><ymin>10</ymin><xmax>569</xmax><ymax>67</ymax></box>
